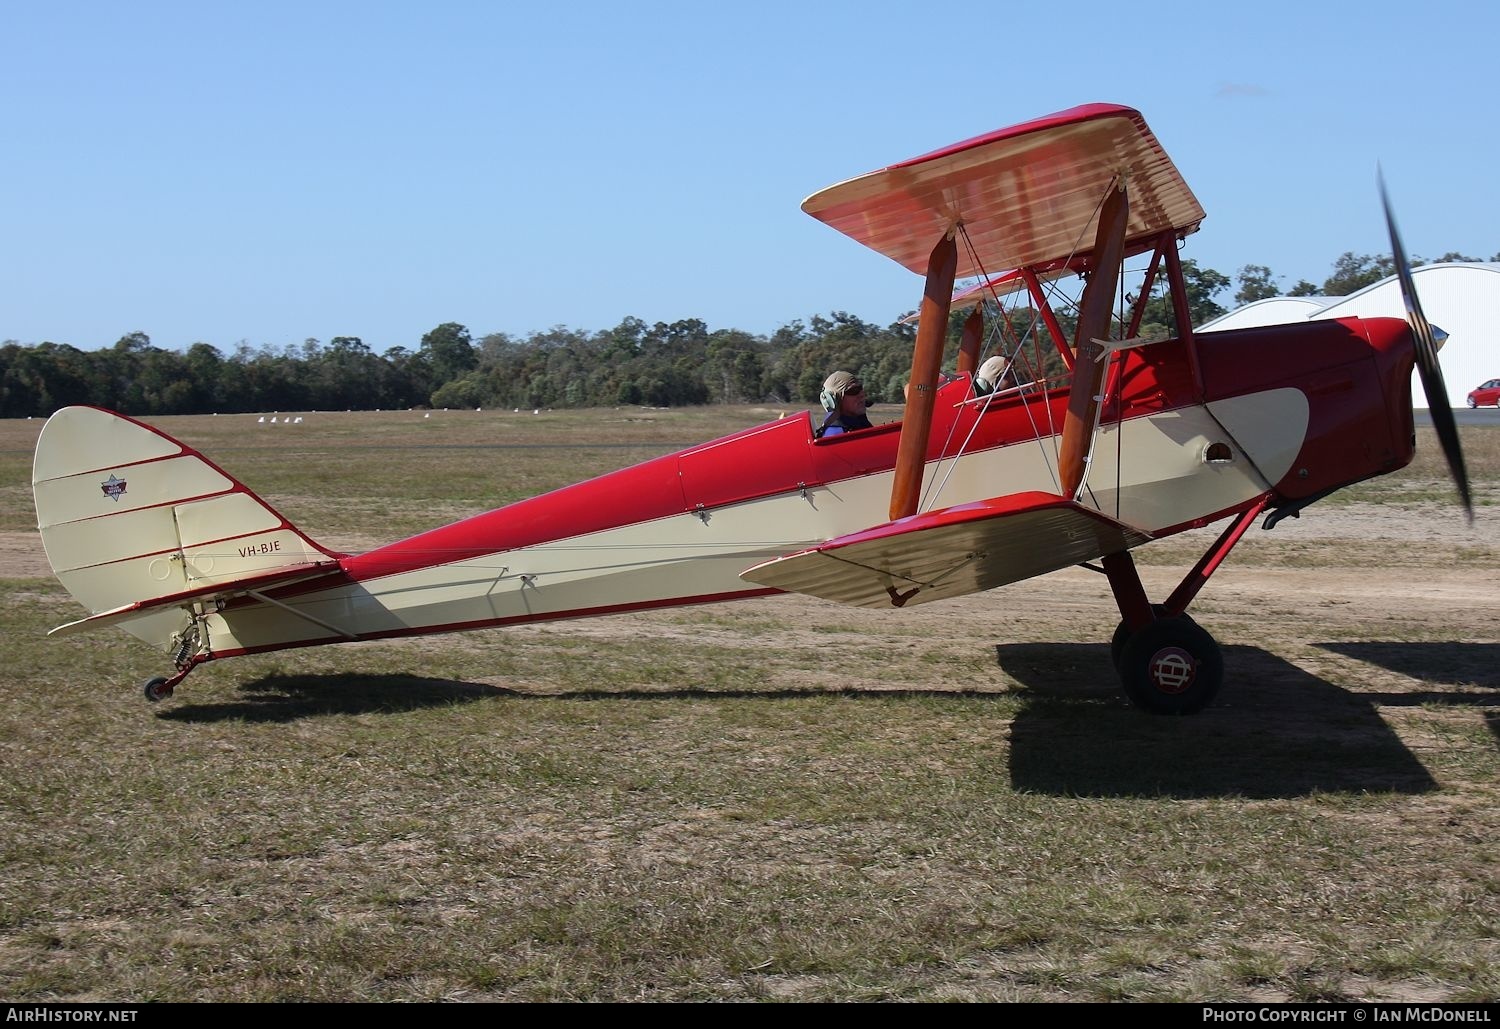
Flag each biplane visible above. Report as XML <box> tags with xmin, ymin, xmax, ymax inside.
<box><xmin>32</xmin><ymin>102</ymin><xmax>1472</xmax><ymax>714</ymax></box>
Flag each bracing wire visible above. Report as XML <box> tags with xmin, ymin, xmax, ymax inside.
<box><xmin>918</xmin><ymin>184</ymin><xmax>1118</xmax><ymax>511</ymax></box>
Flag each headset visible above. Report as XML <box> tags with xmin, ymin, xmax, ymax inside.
<box><xmin>820</xmin><ymin>379</ymin><xmax>862</xmax><ymax>413</ymax></box>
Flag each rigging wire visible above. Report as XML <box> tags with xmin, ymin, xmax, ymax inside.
<box><xmin>920</xmin><ymin>183</ymin><xmax>1117</xmax><ymax>511</ymax></box>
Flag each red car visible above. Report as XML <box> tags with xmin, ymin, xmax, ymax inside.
<box><xmin>1468</xmin><ymin>379</ymin><xmax>1500</xmax><ymax>408</ymax></box>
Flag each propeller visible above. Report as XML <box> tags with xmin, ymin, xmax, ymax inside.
<box><xmin>1379</xmin><ymin>171</ymin><xmax>1474</xmax><ymax>522</ymax></box>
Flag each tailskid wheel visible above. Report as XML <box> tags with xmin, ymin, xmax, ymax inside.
<box><xmin>1117</xmin><ymin>617</ymin><xmax>1223</xmax><ymax>715</ymax></box>
<box><xmin>142</xmin><ymin>676</ymin><xmax>174</xmax><ymax>703</ymax></box>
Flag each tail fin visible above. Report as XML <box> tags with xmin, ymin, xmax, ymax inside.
<box><xmin>33</xmin><ymin>407</ymin><xmax>341</xmax><ymax>650</ymax></box>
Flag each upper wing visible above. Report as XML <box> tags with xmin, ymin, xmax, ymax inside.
<box><xmin>741</xmin><ymin>491</ymin><xmax>1152</xmax><ymax>609</ymax></box>
<box><xmin>802</xmin><ymin>103</ymin><xmax>1204</xmax><ymax>278</ymax></box>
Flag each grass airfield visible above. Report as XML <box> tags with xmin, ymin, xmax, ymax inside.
<box><xmin>0</xmin><ymin>407</ymin><xmax>1496</xmax><ymax>1002</ymax></box>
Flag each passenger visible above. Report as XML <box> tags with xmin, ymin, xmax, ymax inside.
<box><xmin>973</xmin><ymin>355</ymin><xmax>1009</xmax><ymax>396</ymax></box>
<box><xmin>815</xmin><ymin>370</ymin><xmax>873</xmax><ymax>438</ymax></box>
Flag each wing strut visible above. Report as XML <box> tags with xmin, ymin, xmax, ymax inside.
<box><xmin>956</xmin><ymin>306</ymin><xmax>983</xmax><ymax>377</ymax></box>
<box><xmin>889</xmin><ymin>231</ymin><xmax>958</xmax><ymax>521</ymax></box>
<box><xmin>1058</xmin><ymin>179</ymin><xmax>1129</xmax><ymax>500</ymax></box>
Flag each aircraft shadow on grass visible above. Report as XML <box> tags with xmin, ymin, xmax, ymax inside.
<box><xmin>1311</xmin><ymin>642</ymin><xmax>1500</xmax><ymax>692</ymax></box>
<box><xmin>158</xmin><ymin>672</ymin><xmax>1009</xmax><ymax>724</ymax></box>
<box><xmin>1315</xmin><ymin>641</ymin><xmax>1500</xmax><ymax>753</ymax></box>
<box><xmin>158</xmin><ymin>673</ymin><xmax>514</xmax><ymax>724</ymax></box>
<box><xmin>997</xmin><ymin>642</ymin><xmax>1444</xmax><ymax>798</ymax></box>
<box><xmin>161</xmin><ymin>639</ymin><xmax>1477</xmax><ymax>793</ymax></box>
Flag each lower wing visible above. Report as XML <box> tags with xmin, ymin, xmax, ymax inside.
<box><xmin>741</xmin><ymin>491</ymin><xmax>1152</xmax><ymax>608</ymax></box>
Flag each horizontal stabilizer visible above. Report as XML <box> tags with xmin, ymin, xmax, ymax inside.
<box><xmin>47</xmin><ymin>560</ymin><xmax>344</xmax><ymax>637</ymax></box>
<box><xmin>741</xmin><ymin>492</ymin><xmax>1152</xmax><ymax>609</ymax></box>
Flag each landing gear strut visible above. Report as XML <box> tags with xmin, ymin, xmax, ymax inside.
<box><xmin>1099</xmin><ymin>498</ymin><xmax>1266</xmax><ymax>715</ymax></box>
<box><xmin>1103</xmin><ymin>556</ymin><xmax>1224</xmax><ymax>715</ymax></box>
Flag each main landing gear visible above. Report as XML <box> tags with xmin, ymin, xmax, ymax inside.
<box><xmin>1111</xmin><ymin>610</ymin><xmax>1223</xmax><ymax>715</ymax></box>
<box><xmin>1099</xmin><ymin>499</ymin><xmax>1266</xmax><ymax>715</ymax></box>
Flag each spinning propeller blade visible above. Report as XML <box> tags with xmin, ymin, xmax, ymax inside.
<box><xmin>1379</xmin><ymin>172</ymin><xmax>1474</xmax><ymax>521</ymax></box>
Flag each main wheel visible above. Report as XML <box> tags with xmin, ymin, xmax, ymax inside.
<box><xmin>142</xmin><ymin>676</ymin><xmax>173</xmax><ymax>703</ymax></box>
<box><xmin>1117</xmin><ymin>618</ymin><xmax>1223</xmax><ymax>715</ymax></box>
<box><xmin>1468</xmin><ymin>396</ymin><xmax>1478</xmax><ymax>409</ymax></box>
<box><xmin>1109</xmin><ymin>605</ymin><xmax>1197</xmax><ymax>669</ymax></box>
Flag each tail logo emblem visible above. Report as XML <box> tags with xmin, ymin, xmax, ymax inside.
<box><xmin>100</xmin><ymin>474</ymin><xmax>128</xmax><ymax>502</ymax></box>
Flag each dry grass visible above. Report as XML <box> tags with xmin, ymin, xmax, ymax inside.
<box><xmin>0</xmin><ymin>408</ymin><xmax>1496</xmax><ymax>1002</ymax></box>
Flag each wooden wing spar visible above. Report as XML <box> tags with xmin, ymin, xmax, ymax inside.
<box><xmin>801</xmin><ymin>103</ymin><xmax>1204</xmax><ymax>277</ymax></box>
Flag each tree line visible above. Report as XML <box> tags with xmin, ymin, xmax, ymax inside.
<box><xmin>4</xmin><ymin>250</ymin><xmax>1494</xmax><ymax>420</ymax></box>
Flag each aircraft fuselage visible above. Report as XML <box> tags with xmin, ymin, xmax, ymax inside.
<box><xmin>199</xmin><ymin>315</ymin><xmax>1418</xmax><ymax>660</ymax></box>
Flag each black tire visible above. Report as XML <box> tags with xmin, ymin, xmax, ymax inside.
<box><xmin>1109</xmin><ymin>620</ymin><xmax>1132</xmax><ymax>669</ymax></box>
<box><xmin>1109</xmin><ymin>605</ymin><xmax>1197</xmax><ymax>669</ymax></box>
<box><xmin>1117</xmin><ymin>618</ymin><xmax>1223</xmax><ymax>715</ymax></box>
<box><xmin>1468</xmin><ymin>396</ymin><xmax>1478</xmax><ymax>409</ymax></box>
<box><xmin>142</xmin><ymin>676</ymin><xmax>173</xmax><ymax>703</ymax></box>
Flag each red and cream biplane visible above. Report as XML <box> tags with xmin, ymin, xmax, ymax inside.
<box><xmin>32</xmin><ymin>103</ymin><xmax>1471</xmax><ymax>713</ymax></box>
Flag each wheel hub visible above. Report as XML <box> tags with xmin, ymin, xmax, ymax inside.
<box><xmin>1148</xmin><ymin>646</ymin><xmax>1197</xmax><ymax>694</ymax></box>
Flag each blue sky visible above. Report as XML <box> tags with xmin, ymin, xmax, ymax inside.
<box><xmin>4</xmin><ymin>1</ymin><xmax>1497</xmax><ymax>354</ymax></box>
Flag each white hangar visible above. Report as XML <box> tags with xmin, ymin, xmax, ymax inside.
<box><xmin>1198</xmin><ymin>263</ymin><xmax>1500</xmax><ymax>407</ymax></box>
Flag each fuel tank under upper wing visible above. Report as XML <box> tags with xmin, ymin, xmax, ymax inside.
<box><xmin>740</xmin><ymin>491</ymin><xmax>1153</xmax><ymax>609</ymax></box>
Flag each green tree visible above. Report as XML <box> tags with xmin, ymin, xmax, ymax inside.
<box><xmin>107</xmin><ymin>331</ymin><xmax>159</xmax><ymax>412</ymax></box>
<box><xmin>418</xmin><ymin>322</ymin><xmax>477</xmax><ymax>389</ymax></box>
<box><xmin>704</xmin><ymin>329</ymin><xmax>764</xmax><ymax>403</ymax></box>
<box><xmin>431</xmin><ymin>372</ymin><xmax>488</xmax><ymax>409</ymax></box>
<box><xmin>1137</xmin><ymin>259</ymin><xmax>1229</xmax><ymax>333</ymax></box>
<box><xmin>1</xmin><ymin>342</ymin><xmax>96</xmax><ymax>416</ymax></box>
<box><xmin>1234</xmin><ymin>264</ymin><xmax>1280</xmax><ymax>305</ymax></box>
<box><xmin>1180</xmin><ymin>259</ymin><xmax>1230</xmax><ymax>326</ymax></box>
<box><xmin>134</xmin><ymin>349</ymin><xmax>192</xmax><ymax>413</ymax></box>
<box><xmin>313</xmin><ymin>336</ymin><xmax>383</xmax><ymax>409</ymax></box>
<box><xmin>381</xmin><ymin>347</ymin><xmax>425</xmax><ymax>408</ymax></box>
<box><xmin>181</xmin><ymin>343</ymin><xmax>224</xmax><ymax>411</ymax></box>
<box><xmin>113</xmin><ymin>331</ymin><xmax>153</xmax><ymax>354</ymax></box>
<box><xmin>1321</xmin><ymin>252</ymin><xmax>1392</xmax><ymax>296</ymax></box>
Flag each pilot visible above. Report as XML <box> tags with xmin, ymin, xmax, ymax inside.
<box><xmin>816</xmin><ymin>370</ymin><xmax>873</xmax><ymax>438</ymax></box>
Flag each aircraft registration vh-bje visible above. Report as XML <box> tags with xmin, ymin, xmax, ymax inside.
<box><xmin>32</xmin><ymin>103</ymin><xmax>1473</xmax><ymax>714</ymax></box>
